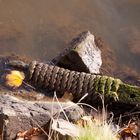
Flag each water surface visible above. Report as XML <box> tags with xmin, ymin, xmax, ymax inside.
<box><xmin>0</xmin><ymin>0</ymin><xmax>139</xmax><ymax>73</ymax></box>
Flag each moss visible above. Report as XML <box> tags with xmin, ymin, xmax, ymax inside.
<box><xmin>104</xmin><ymin>77</ymin><xmax>114</xmax><ymax>94</ymax></box>
<box><xmin>94</xmin><ymin>75</ymin><xmax>101</xmax><ymax>93</ymax></box>
<box><xmin>111</xmin><ymin>79</ymin><xmax>122</xmax><ymax>92</ymax></box>
<box><xmin>98</xmin><ymin>76</ymin><xmax>108</xmax><ymax>94</ymax></box>
<box><xmin>118</xmin><ymin>83</ymin><xmax>140</xmax><ymax>103</ymax></box>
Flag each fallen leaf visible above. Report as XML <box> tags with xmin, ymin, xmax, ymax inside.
<box><xmin>5</xmin><ymin>70</ymin><xmax>25</xmax><ymax>88</ymax></box>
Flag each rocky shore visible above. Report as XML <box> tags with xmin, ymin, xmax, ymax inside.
<box><xmin>0</xmin><ymin>31</ymin><xmax>140</xmax><ymax>140</ymax></box>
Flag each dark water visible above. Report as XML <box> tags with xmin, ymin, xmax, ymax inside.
<box><xmin>0</xmin><ymin>0</ymin><xmax>139</xmax><ymax>73</ymax></box>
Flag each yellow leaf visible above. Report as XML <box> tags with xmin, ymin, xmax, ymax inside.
<box><xmin>5</xmin><ymin>70</ymin><xmax>25</xmax><ymax>88</ymax></box>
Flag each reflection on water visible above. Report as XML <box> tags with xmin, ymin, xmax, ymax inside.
<box><xmin>0</xmin><ymin>0</ymin><xmax>139</xmax><ymax>73</ymax></box>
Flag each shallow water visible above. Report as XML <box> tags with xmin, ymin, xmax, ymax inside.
<box><xmin>0</xmin><ymin>0</ymin><xmax>139</xmax><ymax>73</ymax></box>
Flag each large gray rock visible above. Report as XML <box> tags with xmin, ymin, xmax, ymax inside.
<box><xmin>0</xmin><ymin>93</ymin><xmax>84</xmax><ymax>140</ymax></box>
<box><xmin>52</xmin><ymin>31</ymin><xmax>102</xmax><ymax>74</ymax></box>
